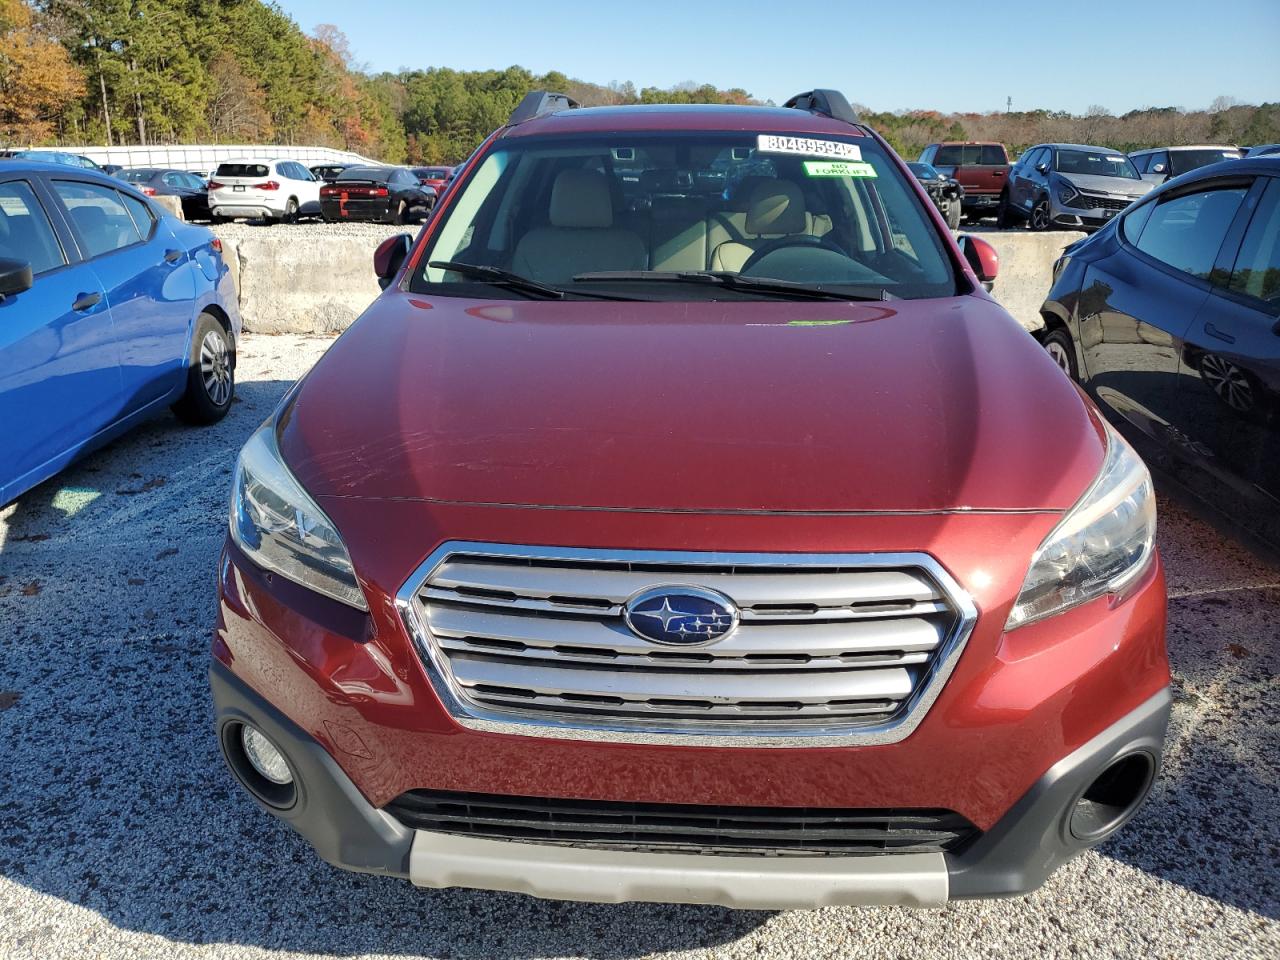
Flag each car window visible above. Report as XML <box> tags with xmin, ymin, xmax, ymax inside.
<box><xmin>1055</xmin><ymin>150</ymin><xmax>1140</xmax><ymax>179</ymax></box>
<box><xmin>1228</xmin><ymin>179</ymin><xmax>1280</xmax><ymax>305</ymax></box>
<box><xmin>979</xmin><ymin>145</ymin><xmax>1005</xmax><ymax>165</ymax></box>
<box><xmin>1169</xmin><ymin>149</ymin><xmax>1243</xmax><ymax>176</ymax></box>
<box><xmin>415</xmin><ymin>130</ymin><xmax>956</xmax><ymax>301</ymax></box>
<box><xmin>182</xmin><ymin>173</ymin><xmax>205</xmax><ymax>190</ymax></box>
<box><xmin>1134</xmin><ymin>186</ymin><xmax>1248</xmax><ymax>281</ymax></box>
<box><xmin>120</xmin><ymin>192</ymin><xmax>156</xmax><ymax>238</ymax></box>
<box><xmin>215</xmin><ymin>163</ymin><xmax>269</xmax><ymax>178</ymax></box>
<box><xmin>50</xmin><ymin>180</ymin><xmax>143</xmax><ymax>258</ymax></box>
<box><xmin>163</xmin><ymin>172</ymin><xmax>183</xmax><ymax>187</ymax></box>
<box><xmin>0</xmin><ymin>180</ymin><xmax>65</xmax><ymax>275</ymax></box>
<box><xmin>1121</xmin><ymin>201</ymin><xmax>1154</xmax><ymax>245</ymax></box>
<box><xmin>1130</xmin><ymin>153</ymin><xmax>1149</xmax><ymax>174</ymax></box>
<box><xmin>1026</xmin><ymin>148</ymin><xmax>1046</xmax><ymax>171</ymax></box>
<box><xmin>1148</xmin><ymin>152</ymin><xmax>1170</xmax><ymax>175</ymax></box>
<box><xmin>934</xmin><ymin>145</ymin><xmax>981</xmax><ymax>166</ymax></box>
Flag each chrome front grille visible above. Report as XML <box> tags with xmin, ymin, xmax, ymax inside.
<box><xmin>398</xmin><ymin>544</ymin><xmax>976</xmax><ymax>746</ymax></box>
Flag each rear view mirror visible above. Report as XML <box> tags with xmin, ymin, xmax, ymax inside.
<box><xmin>0</xmin><ymin>258</ymin><xmax>33</xmax><ymax>299</ymax></box>
<box><xmin>958</xmin><ymin>235</ymin><xmax>999</xmax><ymax>292</ymax></box>
<box><xmin>373</xmin><ymin>234</ymin><xmax>413</xmax><ymax>290</ymax></box>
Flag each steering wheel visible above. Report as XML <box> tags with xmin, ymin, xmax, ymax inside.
<box><xmin>740</xmin><ymin>234</ymin><xmax>849</xmax><ymax>276</ymax></box>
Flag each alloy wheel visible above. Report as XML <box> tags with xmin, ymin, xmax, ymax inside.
<box><xmin>1200</xmin><ymin>354</ymin><xmax>1253</xmax><ymax>412</ymax></box>
<box><xmin>1031</xmin><ymin>200</ymin><xmax>1050</xmax><ymax>231</ymax></box>
<box><xmin>200</xmin><ymin>329</ymin><xmax>232</xmax><ymax>406</ymax></box>
<box><xmin>1046</xmin><ymin>340</ymin><xmax>1072</xmax><ymax>375</ymax></box>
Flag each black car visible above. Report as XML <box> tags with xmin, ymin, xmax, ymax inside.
<box><xmin>319</xmin><ymin>166</ymin><xmax>436</xmax><ymax>224</ymax></box>
<box><xmin>311</xmin><ymin>164</ymin><xmax>350</xmax><ymax>182</ymax></box>
<box><xmin>1039</xmin><ymin>156</ymin><xmax>1280</xmax><ymax>545</ymax></box>
<box><xmin>116</xmin><ymin>168</ymin><xmax>212</xmax><ymax>221</ymax></box>
<box><xmin>907</xmin><ymin>161</ymin><xmax>963</xmax><ymax>229</ymax></box>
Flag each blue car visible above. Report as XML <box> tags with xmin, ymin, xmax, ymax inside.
<box><xmin>0</xmin><ymin>162</ymin><xmax>241</xmax><ymax>506</ymax></box>
<box><xmin>1039</xmin><ymin>155</ymin><xmax>1280</xmax><ymax>546</ymax></box>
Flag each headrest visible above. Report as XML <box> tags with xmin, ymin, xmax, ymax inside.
<box><xmin>71</xmin><ymin>205</ymin><xmax>108</xmax><ymax>228</ymax></box>
<box><xmin>550</xmin><ymin>169</ymin><xmax>613</xmax><ymax>228</ymax></box>
<box><xmin>728</xmin><ymin>175</ymin><xmax>773</xmax><ymax>211</ymax></box>
<box><xmin>746</xmin><ymin>180</ymin><xmax>806</xmax><ymax>235</ymax></box>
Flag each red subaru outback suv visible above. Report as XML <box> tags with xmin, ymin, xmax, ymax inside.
<box><xmin>212</xmin><ymin>90</ymin><xmax>1170</xmax><ymax>909</ymax></box>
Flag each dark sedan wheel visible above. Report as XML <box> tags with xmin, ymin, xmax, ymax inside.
<box><xmin>173</xmin><ymin>313</ymin><xmax>235</xmax><ymax>425</ymax></box>
<box><xmin>1043</xmin><ymin>327</ymin><xmax>1078</xmax><ymax>379</ymax></box>
<box><xmin>1030</xmin><ymin>198</ymin><xmax>1051</xmax><ymax>231</ymax></box>
<box><xmin>1200</xmin><ymin>353</ymin><xmax>1256</xmax><ymax>413</ymax></box>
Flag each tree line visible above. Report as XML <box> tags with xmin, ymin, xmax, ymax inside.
<box><xmin>1</xmin><ymin>0</ymin><xmax>1276</xmax><ymax>165</ymax></box>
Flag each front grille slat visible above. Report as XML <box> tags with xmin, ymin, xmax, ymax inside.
<box><xmin>412</xmin><ymin>547</ymin><xmax>969</xmax><ymax>739</ymax></box>
<box><xmin>428</xmin><ymin>605</ymin><xmax>945</xmax><ymax>659</ymax></box>
<box><xmin>448</xmin><ymin>656</ymin><xmax>916</xmax><ymax>704</ymax></box>
<box><xmin>385</xmin><ymin>789</ymin><xmax>980</xmax><ymax>857</ymax></box>
<box><xmin>431</xmin><ymin>560</ymin><xmax>942</xmax><ymax>609</ymax></box>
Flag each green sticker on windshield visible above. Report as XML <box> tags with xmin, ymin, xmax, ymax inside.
<box><xmin>803</xmin><ymin>160</ymin><xmax>877</xmax><ymax>178</ymax></box>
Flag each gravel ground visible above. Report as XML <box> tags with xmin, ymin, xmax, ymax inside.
<box><xmin>0</xmin><ymin>334</ymin><xmax>1277</xmax><ymax>960</ymax></box>
<box><xmin>209</xmin><ymin>219</ymin><xmax>414</xmax><ymax>243</ymax></box>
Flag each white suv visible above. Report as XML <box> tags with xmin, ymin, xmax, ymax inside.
<box><xmin>208</xmin><ymin>159</ymin><xmax>321</xmax><ymax>224</ymax></box>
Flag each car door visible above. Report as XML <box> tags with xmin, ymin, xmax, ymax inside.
<box><xmin>1010</xmin><ymin>148</ymin><xmax>1040</xmax><ymax>209</ymax></box>
<box><xmin>48</xmin><ymin>178</ymin><xmax>195</xmax><ymax>410</ymax></box>
<box><xmin>288</xmin><ymin>162</ymin><xmax>321</xmax><ymax>213</ymax></box>
<box><xmin>1176</xmin><ymin>175</ymin><xmax>1280</xmax><ymax>513</ymax></box>
<box><xmin>1078</xmin><ymin>180</ymin><xmax>1250</xmax><ymax>442</ymax></box>
<box><xmin>0</xmin><ymin>176</ymin><xmax>121</xmax><ymax>502</ymax></box>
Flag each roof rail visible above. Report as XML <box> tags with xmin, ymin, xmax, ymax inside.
<box><xmin>509</xmin><ymin>91</ymin><xmax>581</xmax><ymax>125</ymax></box>
<box><xmin>783</xmin><ymin>90</ymin><xmax>860</xmax><ymax>125</ymax></box>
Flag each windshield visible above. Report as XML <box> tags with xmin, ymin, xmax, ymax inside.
<box><xmin>412</xmin><ymin>131</ymin><xmax>955</xmax><ymax>301</ymax></box>
<box><xmin>1169</xmin><ymin>148</ymin><xmax>1243</xmax><ymax>175</ymax></box>
<box><xmin>1054</xmin><ymin>149</ymin><xmax>1139</xmax><ymax>180</ymax></box>
<box><xmin>337</xmin><ymin>166</ymin><xmax>391</xmax><ymax>182</ymax></box>
<box><xmin>909</xmin><ymin>162</ymin><xmax>940</xmax><ymax>179</ymax></box>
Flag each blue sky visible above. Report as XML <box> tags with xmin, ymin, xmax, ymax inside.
<box><xmin>278</xmin><ymin>0</ymin><xmax>1280</xmax><ymax>115</ymax></box>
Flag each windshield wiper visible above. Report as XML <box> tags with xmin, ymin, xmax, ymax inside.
<box><xmin>430</xmin><ymin>260</ymin><xmax>571</xmax><ymax>300</ymax></box>
<box><xmin>573</xmin><ymin>270</ymin><xmax>892</xmax><ymax>302</ymax></box>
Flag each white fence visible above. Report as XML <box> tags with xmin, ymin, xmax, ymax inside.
<box><xmin>33</xmin><ymin>144</ymin><xmax>378</xmax><ymax>171</ymax></box>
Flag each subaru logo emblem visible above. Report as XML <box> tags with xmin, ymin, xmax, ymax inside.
<box><xmin>623</xmin><ymin>586</ymin><xmax>739</xmax><ymax>645</ymax></box>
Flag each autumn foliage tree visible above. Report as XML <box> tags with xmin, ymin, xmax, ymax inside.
<box><xmin>0</xmin><ymin>0</ymin><xmax>82</xmax><ymax>143</ymax></box>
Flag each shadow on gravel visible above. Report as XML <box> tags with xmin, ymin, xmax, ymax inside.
<box><xmin>0</xmin><ymin>370</ymin><xmax>768</xmax><ymax>957</ymax></box>
<box><xmin>1096</xmin><ymin>578</ymin><xmax>1280</xmax><ymax>920</ymax></box>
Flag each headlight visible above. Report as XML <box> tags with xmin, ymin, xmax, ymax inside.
<box><xmin>1056</xmin><ymin>179</ymin><xmax>1080</xmax><ymax>205</ymax></box>
<box><xmin>1006</xmin><ymin>422</ymin><xmax>1155</xmax><ymax>629</ymax></box>
<box><xmin>230</xmin><ymin>420</ymin><xmax>368</xmax><ymax>610</ymax></box>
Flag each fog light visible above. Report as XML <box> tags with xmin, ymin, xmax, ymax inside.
<box><xmin>241</xmin><ymin>726</ymin><xmax>293</xmax><ymax>785</ymax></box>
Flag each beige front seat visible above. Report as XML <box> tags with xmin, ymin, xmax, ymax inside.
<box><xmin>512</xmin><ymin>170</ymin><xmax>646</xmax><ymax>284</ymax></box>
<box><xmin>709</xmin><ymin>180</ymin><xmax>808</xmax><ymax>273</ymax></box>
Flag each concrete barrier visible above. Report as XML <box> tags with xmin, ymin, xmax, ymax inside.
<box><xmin>221</xmin><ymin>228</ymin><xmax>1083</xmax><ymax>334</ymax></box>
<box><xmin>153</xmin><ymin>195</ymin><xmax>184</xmax><ymax>220</ymax></box>
<box><xmin>228</xmin><ymin>236</ymin><xmax>386</xmax><ymax>334</ymax></box>
<box><xmin>979</xmin><ymin>230</ymin><xmax>1086</xmax><ymax>333</ymax></box>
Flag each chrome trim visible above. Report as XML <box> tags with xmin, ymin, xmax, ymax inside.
<box><xmin>395</xmin><ymin>542</ymin><xmax>979</xmax><ymax>748</ymax></box>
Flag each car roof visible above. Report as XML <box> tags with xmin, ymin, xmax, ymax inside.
<box><xmin>931</xmin><ymin>141</ymin><xmax>1003</xmax><ymax>146</ymax></box>
<box><xmin>501</xmin><ymin>103</ymin><xmax>870</xmax><ymax>139</ymax></box>
<box><xmin>1130</xmin><ymin>144</ymin><xmax>1241</xmax><ymax>153</ymax></box>
<box><xmin>1038</xmin><ymin>143</ymin><xmax>1125</xmax><ymax>152</ymax></box>
<box><xmin>0</xmin><ymin>160</ymin><xmax>125</xmax><ymax>184</ymax></box>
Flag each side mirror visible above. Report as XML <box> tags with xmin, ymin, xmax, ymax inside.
<box><xmin>958</xmin><ymin>235</ymin><xmax>999</xmax><ymax>292</ymax></box>
<box><xmin>1152</xmin><ymin>163</ymin><xmax>1166</xmax><ymax>174</ymax></box>
<box><xmin>373</xmin><ymin>234</ymin><xmax>412</xmax><ymax>290</ymax></box>
<box><xmin>1035</xmin><ymin>162</ymin><xmax>1049</xmax><ymax>175</ymax></box>
<box><xmin>0</xmin><ymin>258</ymin><xmax>33</xmax><ymax>299</ymax></box>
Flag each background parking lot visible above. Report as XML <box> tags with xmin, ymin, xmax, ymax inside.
<box><xmin>0</xmin><ymin>334</ymin><xmax>1277</xmax><ymax>960</ymax></box>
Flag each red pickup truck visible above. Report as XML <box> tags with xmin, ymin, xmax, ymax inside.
<box><xmin>918</xmin><ymin>141</ymin><xmax>1011</xmax><ymax>223</ymax></box>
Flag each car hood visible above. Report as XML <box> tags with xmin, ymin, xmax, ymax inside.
<box><xmin>1058</xmin><ymin>173</ymin><xmax>1152</xmax><ymax>197</ymax></box>
<box><xmin>280</xmin><ymin>291</ymin><xmax>1104</xmax><ymax>513</ymax></box>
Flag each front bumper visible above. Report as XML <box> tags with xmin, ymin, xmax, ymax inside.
<box><xmin>210</xmin><ymin>657</ymin><xmax>1169</xmax><ymax>908</ymax></box>
<box><xmin>962</xmin><ymin>194</ymin><xmax>1001</xmax><ymax>210</ymax></box>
